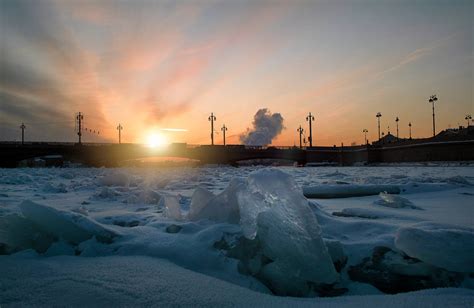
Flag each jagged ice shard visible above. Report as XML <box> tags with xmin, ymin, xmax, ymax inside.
<box><xmin>237</xmin><ymin>169</ymin><xmax>339</xmax><ymax>287</ymax></box>
<box><xmin>189</xmin><ymin>169</ymin><xmax>339</xmax><ymax>293</ymax></box>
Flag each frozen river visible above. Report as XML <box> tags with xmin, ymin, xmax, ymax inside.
<box><xmin>1</xmin><ymin>165</ymin><xmax>474</xmax><ymax>307</ymax></box>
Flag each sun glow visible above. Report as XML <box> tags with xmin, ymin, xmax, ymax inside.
<box><xmin>146</xmin><ymin>132</ymin><xmax>168</xmax><ymax>148</ymax></box>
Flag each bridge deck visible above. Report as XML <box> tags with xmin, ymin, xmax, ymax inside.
<box><xmin>0</xmin><ymin>140</ymin><xmax>473</xmax><ymax>167</ymax></box>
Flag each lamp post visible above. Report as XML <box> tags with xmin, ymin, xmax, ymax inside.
<box><xmin>76</xmin><ymin>112</ymin><xmax>84</xmax><ymax>144</ymax></box>
<box><xmin>428</xmin><ymin>95</ymin><xmax>438</xmax><ymax>137</ymax></box>
<box><xmin>221</xmin><ymin>124</ymin><xmax>227</xmax><ymax>145</ymax></box>
<box><xmin>409</xmin><ymin>122</ymin><xmax>412</xmax><ymax>139</ymax></box>
<box><xmin>395</xmin><ymin>117</ymin><xmax>399</xmax><ymax>139</ymax></box>
<box><xmin>306</xmin><ymin>112</ymin><xmax>315</xmax><ymax>147</ymax></box>
<box><xmin>465</xmin><ymin>114</ymin><xmax>472</xmax><ymax>127</ymax></box>
<box><xmin>376</xmin><ymin>112</ymin><xmax>382</xmax><ymax>140</ymax></box>
<box><xmin>20</xmin><ymin>123</ymin><xmax>26</xmax><ymax>145</ymax></box>
<box><xmin>208</xmin><ymin>113</ymin><xmax>216</xmax><ymax>145</ymax></box>
<box><xmin>362</xmin><ymin>129</ymin><xmax>368</xmax><ymax>145</ymax></box>
<box><xmin>297</xmin><ymin>125</ymin><xmax>304</xmax><ymax>148</ymax></box>
<box><xmin>116</xmin><ymin>123</ymin><xmax>123</xmax><ymax>144</ymax></box>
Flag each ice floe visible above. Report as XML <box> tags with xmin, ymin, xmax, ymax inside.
<box><xmin>303</xmin><ymin>184</ymin><xmax>401</xmax><ymax>198</ymax></box>
<box><xmin>374</xmin><ymin>192</ymin><xmax>423</xmax><ymax>210</ymax></box>
<box><xmin>395</xmin><ymin>222</ymin><xmax>474</xmax><ymax>273</ymax></box>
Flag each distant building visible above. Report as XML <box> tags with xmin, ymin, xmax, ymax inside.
<box><xmin>372</xmin><ymin>133</ymin><xmax>400</xmax><ymax>146</ymax></box>
<box><xmin>434</xmin><ymin>125</ymin><xmax>473</xmax><ymax>141</ymax></box>
<box><xmin>371</xmin><ymin>125</ymin><xmax>474</xmax><ymax>147</ymax></box>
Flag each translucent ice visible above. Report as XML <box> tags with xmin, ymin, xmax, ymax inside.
<box><xmin>188</xmin><ymin>187</ymin><xmax>215</xmax><ymax>221</ymax></box>
<box><xmin>188</xmin><ymin>180</ymin><xmax>243</xmax><ymax>223</ymax></box>
<box><xmin>375</xmin><ymin>193</ymin><xmax>422</xmax><ymax>210</ymax></box>
<box><xmin>161</xmin><ymin>195</ymin><xmax>183</xmax><ymax>220</ymax></box>
<box><xmin>19</xmin><ymin>200</ymin><xmax>117</xmax><ymax>245</ymax></box>
<box><xmin>238</xmin><ymin>169</ymin><xmax>339</xmax><ymax>289</ymax></box>
<box><xmin>395</xmin><ymin>222</ymin><xmax>474</xmax><ymax>273</ymax></box>
<box><xmin>0</xmin><ymin>214</ymin><xmax>54</xmax><ymax>254</ymax></box>
<box><xmin>0</xmin><ymin>201</ymin><xmax>118</xmax><ymax>254</ymax></box>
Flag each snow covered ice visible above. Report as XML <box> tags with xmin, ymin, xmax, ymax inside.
<box><xmin>1</xmin><ymin>165</ymin><xmax>474</xmax><ymax>306</ymax></box>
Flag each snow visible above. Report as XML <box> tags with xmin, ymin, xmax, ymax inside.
<box><xmin>1</xmin><ymin>165</ymin><xmax>474</xmax><ymax>306</ymax></box>
<box><xmin>98</xmin><ymin>171</ymin><xmax>130</xmax><ymax>187</ymax></box>
<box><xmin>395</xmin><ymin>222</ymin><xmax>474</xmax><ymax>273</ymax></box>
<box><xmin>1</xmin><ymin>255</ymin><xmax>473</xmax><ymax>307</ymax></box>
<box><xmin>44</xmin><ymin>240</ymin><xmax>75</xmax><ymax>257</ymax></box>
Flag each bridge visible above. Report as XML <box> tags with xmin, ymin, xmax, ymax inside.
<box><xmin>0</xmin><ymin>140</ymin><xmax>473</xmax><ymax>167</ymax></box>
<box><xmin>0</xmin><ymin>143</ymin><xmax>307</xmax><ymax>167</ymax></box>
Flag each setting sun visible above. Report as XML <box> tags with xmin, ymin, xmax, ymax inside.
<box><xmin>146</xmin><ymin>132</ymin><xmax>168</xmax><ymax>148</ymax></box>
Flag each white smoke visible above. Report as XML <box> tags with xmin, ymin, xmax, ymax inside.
<box><xmin>240</xmin><ymin>108</ymin><xmax>284</xmax><ymax>146</ymax></box>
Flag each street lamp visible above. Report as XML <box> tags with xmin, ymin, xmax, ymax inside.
<box><xmin>395</xmin><ymin>117</ymin><xmax>399</xmax><ymax>139</ymax></box>
<box><xmin>409</xmin><ymin>122</ymin><xmax>412</xmax><ymax>139</ymax></box>
<box><xmin>75</xmin><ymin>112</ymin><xmax>84</xmax><ymax>145</ymax></box>
<box><xmin>428</xmin><ymin>95</ymin><xmax>438</xmax><ymax>137</ymax></box>
<box><xmin>221</xmin><ymin>124</ymin><xmax>227</xmax><ymax>145</ymax></box>
<box><xmin>116</xmin><ymin>123</ymin><xmax>123</xmax><ymax>144</ymax></box>
<box><xmin>362</xmin><ymin>129</ymin><xmax>368</xmax><ymax>144</ymax></box>
<box><xmin>20</xmin><ymin>123</ymin><xmax>26</xmax><ymax>145</ymax></box>
<box><xmin>306</xmin><ymin>112</ymin><xmax>315</xmax><ymax>147</ymax></box>
<box><xmin>208</xmin><ymin>113</ymin><xmax>216</xmax><ymax>145</ymax></box>
<box><xmin>297</xmin><ymin>126</ymin><xmax>304</xmax><ymax>148</ymax></box>
<box><xmin>376</xmin><ymin>112</ymin><xmax>382</xmax><ymax>140</ymax></box>
<box><xmin>465</xmin><ymin>114</ymin><xmax>472</xmax><ymax>127</ymax></box>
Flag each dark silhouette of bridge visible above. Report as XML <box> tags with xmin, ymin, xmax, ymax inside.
<box><xmin>0</xmin><ymin>143</ymin><xmax>308</xmax><ymax>167</ymax></box>
<box><xmin>1</xmin><ymin>132</ymin><xmax>473</xmax><ymax>167</ymax></box>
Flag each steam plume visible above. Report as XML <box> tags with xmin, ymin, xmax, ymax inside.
<box><xmin>240</xmin><ymin>108</ymin><xmax>284</xmax><ymax>146</ymax></box>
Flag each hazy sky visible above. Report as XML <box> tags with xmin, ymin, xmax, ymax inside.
<box><xmin>0</xmin><ymin>0</ymin><xmax>472</xmax><ymax>145</ymax></box>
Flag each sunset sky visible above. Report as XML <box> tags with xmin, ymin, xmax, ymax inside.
<box><xmin>0</xmin><ymin>0</ymin><xmax>472</xmax><ymax>146</ymax></box>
